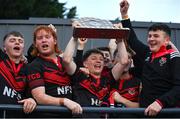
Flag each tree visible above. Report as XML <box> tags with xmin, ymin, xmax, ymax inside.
<box><xmin>0</xmin><ymin>0</ymin><xmax>77</xmax><ymax>19</ymax></box>
<box><xmin>0</xmin><ymin>0</ymin><xmax>33</xmax><ymax>19</ymax></box>
<box><xmin>66</xmin><ymin>6</ymin><xmax>77</xmax><ymax>19</ymax></box>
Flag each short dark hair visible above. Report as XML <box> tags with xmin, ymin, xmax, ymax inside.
<box><xmin>148</xmin><ymin>23</ymin><xmax>171</xmax><ymax>36</ymax></box>
<box><xmin>83</xmin><ymin>48</ymin><xmax>104</xmax><ymax>62</ymax></box>
<box><xmin>3</xmin><ymin>31</ymin><xmax>24</xmax><ymax>42</ymax></box>
<box><xmin>97</xmin><ymin>47</ymin><xmax>110</xmax><ymax>52</ymax></box>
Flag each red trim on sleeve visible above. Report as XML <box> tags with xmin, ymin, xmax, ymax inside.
<box><xmin>156</xmin><ymin>99</ymin><xmax>164</xmax><ymax>108</ymax></box>
<box><xmin>29</xmin><ymin>79</ymin><xmax>45</xmax><ymax>90</ymax></box>
<box><xmin>110</xmin><ymin>89</ymin><xmax>117</xmax><ymax>96</ymax></box>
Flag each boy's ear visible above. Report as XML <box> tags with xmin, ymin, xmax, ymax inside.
<box><xmin>83</xmin><ymin>61</ymin><xmax>88</xmax><ymax>68</ymax></box>
<box><xmin>34</xmin><ymin>42</ymin><xmax>38</xmax><ymax>48</ymax></box>
<box><xmin>54</xmin><ymin>39</ymin><xmax>57</xmax><ymax>45</ymax></box>
<box><xmin>165</xmin><ymin>36</ymin><xmax>170</xmax><ymax>46</ymax></box>
<box><xmin>3</xmin><ymin>44</ymin><xmax>6</xmax><ymax>52</ymax></box>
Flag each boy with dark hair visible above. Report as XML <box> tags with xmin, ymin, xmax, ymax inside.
<box><xmin>97</xmin><ymin>47</ymin><xmax>113</xmax><ymax>68</ymax></box>
<box><xmin>120</xmin><ymin>0</ymin><xmax>180</xmax><ymax>117</ymax></box>
<box><xmin>0</xmin><ymin>31</ymin><xmax>36</xmax><ymax>118</ymax></box>
<box><xmin>148</xmin><ymin>23</ymin><xmax>171</xmax><ymax>36</ymax></box>
<box><xmin>63</xmin><ymin>31</ymin><xmax>129</xmax><ymax>117</ymax></box>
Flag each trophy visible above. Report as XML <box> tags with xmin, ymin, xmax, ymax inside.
<box><xmin>72</xmin><ymin>17</ymin><xmax>130</xmax><ymax>39</ymax></box>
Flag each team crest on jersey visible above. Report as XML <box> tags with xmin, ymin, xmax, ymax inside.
<box><xmin>145</xmin><ymin>57</ymin><xmax>150</xmax><ymax>62</ymax></box>
<box><xmin>128</xmin><ymin>88</ymin><xmax>136</xmax><ymax>95</ymax></box>
<box><xmin>159</xmin><ymin>57</ymin><xmax>167</xmax><ymax>66</ymax></box>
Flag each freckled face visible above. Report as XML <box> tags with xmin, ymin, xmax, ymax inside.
<box><xmin>34</xmin><ymin>29</ymin><xmax>57</xmax><ymax>56</ymax></box>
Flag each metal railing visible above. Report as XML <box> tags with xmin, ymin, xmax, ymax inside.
<box><xmin>0</xmin><ymin>104</ymin><xmax>180</xmax><ymax>118</ymax></box>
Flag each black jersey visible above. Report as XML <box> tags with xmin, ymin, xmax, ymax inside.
<box><xmin>27</xmin><ymin>56</ymin><xmax>72</xmax><ymax>99</ymax></box>
<box><xmin>72</xmin><ymin>68</ymin><xmax>116</xmax><ymax>118</ymax></box>
<box><xmin>122</xmin><ymin>19</ymin><xmax>180</xmax><ymax>107</ymax></box>
<box><xmin>74</xmin><ymin>49</ymin><xmax>84</xmax><ymax>67</ymax></box>
<box><xmin>0</xmin><ymin>49</ymin><xmax>27</xmax><ymax>104</ymax></box>
<box><xmin>112</xmin><ymin>70</ymin><xmax>140</xmax><ymax>107</ymax></box>
<box><xmin>0</xmin><ymin>49</ymin><xmax>28</xmax><ymax>118</ymax></box>
<box><xmin>140</xmin><ymin>48</ymin><xmax>180</xmax><ymax>107</ymax></box>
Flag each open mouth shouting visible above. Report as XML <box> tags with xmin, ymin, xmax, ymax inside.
<box><xmin>94</xmin><ymin>63</ymin><xmax>103</xmax><ymax>70</ymax></box>
<box><xmin>13</xmin><ymin>46</ymin><xmax>21</xmax><ymax>52</ymax></box>
<box><xmin>42</xmin><ymin>44</ymin><xmax>49</xmax><ymax>50</ymax></box>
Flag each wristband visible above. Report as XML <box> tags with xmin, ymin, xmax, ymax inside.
<box><xmin>122</xmin><ymin>15</ymin><xmax>129</xmax><ymax>20</ymax></box>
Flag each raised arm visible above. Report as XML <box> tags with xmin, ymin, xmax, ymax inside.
<box><xmin>120</xmin><ymin>0</ymin><xmax>149</xmax><ymax>59</ymax></box>
<box><xmin>108</xmin><ymin>39</ymin><xmax>117</xmax><ymax>61</ymax></box>
<box><xmin>112</xmin><ymin>39</ymin><xmax>129</xmax><ymax>80</ymax></box>
<box><xmin>120</xmin><ymin>0</ymin><xmax>129</xmax><ymax>19</ymax></box>
<box><xmin>63</xmin><ymin>37</ymin><xmax>78</xmax><ymax>75</ymax></box>
<box><xmin>74</xmin><ymin>38</ymin><xmax>87</xmax><ymax>67</ymax></box>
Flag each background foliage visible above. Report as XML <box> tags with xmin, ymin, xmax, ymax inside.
<box><xmin>0</xmin><ymin>0</ymin><xmax>77</xmax><ymax>19</ymax></box>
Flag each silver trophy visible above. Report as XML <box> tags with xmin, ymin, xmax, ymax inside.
<box><xmin>72</xmin><ymin>17</ymin><xmax>130</xmax><ymax>39</ymax></box>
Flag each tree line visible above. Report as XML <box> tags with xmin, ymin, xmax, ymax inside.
<box><xmin>0</xmin><ymin>0</ymin><xmax>77</xmax><ymax>19</ymax></box>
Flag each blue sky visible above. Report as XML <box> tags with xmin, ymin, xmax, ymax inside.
<box><xmin>60</xmin><ymin>0</ymin><xmax>180</xmax><ymax>23</ymax></box>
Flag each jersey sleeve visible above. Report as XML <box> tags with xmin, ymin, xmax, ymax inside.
<box><xmin>26</xmin><ymin>60</ymin><xmax>45</xmax><ymax>90</ymax></box>
<box><xmin>0</xmin><ymin>48</ymin><xmax>8</xmax><ymax>61</ymax></box>
<box><xmin>71</xmin><ymin>67</ymin><xmax>89</xmax><ymax>85</ymax></box>
<box><xmin>74</xmin><ymin>49</ymin><xmax>84</xmax><ymax>67</ymax></box>
<box><xmin>158</xmin><ymin>51</ymin><xmax>180</xmax><ymax>107</ymax></box>
<box><xmin>121</xmin><ymin>19</ymin><xmax>149</xmax><ymax>63</ymax></box>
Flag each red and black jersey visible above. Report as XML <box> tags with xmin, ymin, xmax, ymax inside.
<box><xmin>111</xmin><ymin>69</ymin><xmax>140</xmax><ymax>107</ymax></box>
<box><xmin>0</xmin><ymin>49</ymin><xmax>27</xmax><ymax>104</ymax></box>
<box><xmin>27</xmin><ymin>56</ymin><xmax>72</xmax><ymax>99</ymax></box>
<box><xmin>71</xmin><ymin>68</ymin><xmax>116</xmax><ymax>118</ymax></box>
<box><xmin>117</xmin><ymin>76</ymin><xmax>140</xmax><ymax>102</ymax></box>
<box><xmin>72</xmin><ymin>68</ymin><xmax>116</xmax><ymax>107</ymax></box>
